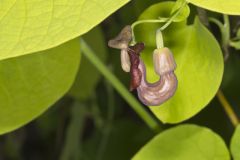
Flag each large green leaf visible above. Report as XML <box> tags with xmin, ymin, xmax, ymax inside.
<box><xmin>135</xmin><ymin>2</ymin><xmax>223</xmax><ymax>123</ymax></box>
<box><xmin>230</xmin><ymin>125</ymin><xmax>240</xmax><ymax>160</ymax></box>
<box><xmin>0</xmin><ymin>38</ymin><xmax>80</xmax><ymax>134</ymax></box>
<box><xmin>68</xmin><ymin>26</ymin><xmax>107</xmax><ymax>100</ymax></box>
<box><xmin>0</xmin><ymin>0</ymin><xmax>129</xmax><ymax>60</ymax></box>
<box><xmin>186</xmin><ymin>0</ymin><xmax>240</xmax><ymax>15</ymax></box>
<box><xmin>133</xmin><ymin>124</ymin><xmax>230</xmax><ymax>160</ymax></box>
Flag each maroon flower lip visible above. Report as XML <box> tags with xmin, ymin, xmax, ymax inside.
<box><xmin>127</xmin><ymin>43</ymin><xmax>145</xmax><ymax>91</ymax></box>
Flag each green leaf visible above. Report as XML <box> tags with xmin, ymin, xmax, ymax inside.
<box><xmin>230</xmin><ymin>125</ymin><xmax>240</xmax><ymax>160</ymax></box>
<box><xmin>68</xmin><ymin>26</ymin><xmax>107</xmax><ymax>100</ymax></box>
<box><xmin>0</xmin><ymin>38</ymin><xmax>80</xmax><ymax>134</ymax></box>
<box><xmin>139</xmin><ymin>1</ymin><xmax>190</xmax><ymax>22</ymax></box>
<box><xmin>133</xmin><ymin>124</ymin><xmax>230</xmax><ymax>160</ymax></box>
<box><xmin>186</xmin><ymin>0</ymin><xmax>240</xmax><ymax>15</ymax></box>
<box><xmin>135</xmin><ymin>2</ymin><xmax>224</xmax><ymax>123</ymax></box>
<box><xmin>0</xmin><ymin>0</ymin><xmax>129</xmax><ymax>60</ymax></box>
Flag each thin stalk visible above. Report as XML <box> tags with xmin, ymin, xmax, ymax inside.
<box><xmin>209</xmin><ymin>17</ymin><xmax>224</xmax><ymax>29</ymax></box>
<box><xmin>209</xmin><ymin>15</ymin><xmax>230</xmax><ymax>61</ymax></box>
<box><xmin>223</xmin><ymin>15</ymin><xmax>230</xmax><ymax>46</ymax></box>
<box><xmin>223</xmin><ymin>15</ymin><xmax>230</xmax><ymax>61</ymax></box>
<box><xmin>158</xmin><ymin>2</ymin><xmax>185</xmax><ymax>31</ymax></box>
<box><xmin>131</xmin><ymin>1</ymin><xmax>187</xmax><ymax>44</ymax></box>
<box><xmin>217</xmin><ymin>90</ymin><xmax>239</xmax><ymax>127</ymax></box>
<box><xmin>156</xmin><ymin>29</ymin><xmax>164</xmax><ymax>49</ymax></box>
<box><xmin>80</xmin><ymin>39</ymin><xmax>160</xmax><ymax>132</ymax></box>
<box><xmin>131</xmin><ymin>19</ymin><xmax>168</xmax><ymax>44</ymax></box>
<box><xmin>155</xmin><ymin>2</ymin><xmax>186</xmax><ymax>49</ymax></box>
<box><xmin>131</xmin><ymin>19</ymin><xmax>168</xmax><ymax>31</ymax></box>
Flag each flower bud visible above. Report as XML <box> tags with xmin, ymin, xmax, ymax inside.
<box><xmin>153</xmin><ymin>47</ymin><xmax>176</xmax><ymax>75</ymax></box>
<box><xmin>121</xmin><ymin>49</ymin><xmax>131</xmax><ymax>72</ymax></box>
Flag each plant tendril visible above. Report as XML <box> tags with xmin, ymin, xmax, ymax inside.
<box><xmin>131</xmin><ymin>1</ymin><xmax>187</xmax><ymax>46</ymax></box>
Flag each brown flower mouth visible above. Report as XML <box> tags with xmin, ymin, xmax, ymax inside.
<box><xmin>127</xmin><ymin>43</ymin><xmax>145</xmax><ymax>91</ymax></box>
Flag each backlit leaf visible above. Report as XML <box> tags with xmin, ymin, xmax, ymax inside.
<box><xmin>186</xmin><ymin>0</ymin><xmax>240</xmax><ymax>15</ymax></box>
<box><xmin>133</xmin><ymin>124</ymin><xmax>230</xmax><ymax>160</ymax></box>
<box><xmin>230</xmin><ymin>125</ymin><xmax>240</xmax><ymax>160</ymax></box>
<box><xmin>0</xmin><ymin>0</ymin><xmax>129</xmax><ymax>60</ymax></box>
<box><xmin>0</xmin><ymin>38</ymin><xmax>80</xmax><ymax>134</ymax></box>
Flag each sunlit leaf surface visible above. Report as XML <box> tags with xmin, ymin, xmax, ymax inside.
<box><xmin>187</xmin><ymin>0</ymin><xmax>240</xmax><ymax>15</ymax></box>
<box><xmin>133</xmin><ymin>124</ymin><xmax>230</xmax><ymax>160</ymax></box>
<box><xmin>0</xmin><ymin>38</ymin><xmax>80</xmax><ymax>134</ymax></box>
<box><xmin>0</xmin><ymin>0</ymin><xmax>129</xmax><ymax>60</ymax></box>
<box><xmin>230</xmin><ymin>125</ymin><xmax>240</xmax><ymax>160</ymax></box>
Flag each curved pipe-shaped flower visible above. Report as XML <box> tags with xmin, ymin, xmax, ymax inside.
<box><xmin>108</xmin><ymin>25</ymin><xmax>178</xmax><ymax>106</ymax></box>
<box><xmin>129</xmin><ymin>46</ymin><xmax>178</xmax><ymax>106</ymax></box>
<box><xmin>137</xmin><ymin>60</ymin><xmax>177</xmax><ymax>106</ymax></box>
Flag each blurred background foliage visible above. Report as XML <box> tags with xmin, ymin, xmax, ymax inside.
<box><xmin>0</xmin><ymin>0</ymin><xmax>239</xmax><ymax>159</ymax></box>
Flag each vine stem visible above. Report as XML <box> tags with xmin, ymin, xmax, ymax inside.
<box><xmin>131</xmin><ymin>19</ymin><xmax>168</xmax><ymax>31</ymax></box>
<box><xmin>158</xmin><ymin>1</ymin><xmax>187</xmax><ymax>31</ymax></box>
<box><xmin>217</xmin><ymin>90</ymin><xmax>239</xmax><ymax>127</ymax></box>
<box><xmin>222</xmin><ymin>14</ymin><xmax>230</xmax><ymax>61</ymax></box>
<box><xmin>80</xmin><ymin>39</ymin><xmax>160</xmax><ymax>132</ymax></box>
<box><xmin>156</xmin><ymin>29</ymin><xmax>164</xmax><ymax>49</ymax></box>
<box><xmin>131</xmin><ymin>19</ymin><xmax>168</xmax><ymax>44</ymax></box>
<box><xmin>131</xmin><ymin>1</ymin><xmax>187</xmax><ymax>46</ymax></box>
<box><xmin>209</xmin><ymin>15</ymin><xmax>230</xmax><ymax>61</ymax></box>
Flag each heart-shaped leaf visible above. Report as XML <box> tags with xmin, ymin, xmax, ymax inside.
<box><xmin>0</xmin><ymin>38</ymin><xmax>80</xmax><ymax>134</ymax></box>
<box><xmin>186</xmin><ymin>0</ymin><xmax>240</xmax><ymax>15</ymax></box>
<box><xmin>135</xmin><ymin>2</ymin><xmax>224</xmax><ymax>123</ymax></box>
<box><xmin>0</xmin><ymin>0</ymin><xmax>129</xmax><ymax>60</ymax></box>
<box><xmin>133</xmin><ymin>124</ymin><xmax>230</xmax><ymax>160</ymax></box>
<box><xmin>230</xmin><ymin>125</ymin><xmax>240</xmax><ymax>160</ymax></box>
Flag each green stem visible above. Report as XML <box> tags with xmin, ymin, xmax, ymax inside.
<box><xmin>80</xmin><ymin>39</ymin><xmax>160</xmax><ymax>132</ymax></box>
<box><xmin>131</xmin><ymin>1</ymin><xmax>186</xmax><ymax>45</ymax></box>
<box><xmin>131</xmin><ymin>19</ymin><xmax>168</xmax><ymax>31</ymax></box>
<box><xmin>223</xmin><ymin>14</ymin><xmax>230</xmax><ymax>46</ymax></box>
<box><xmin>208</xmin><ymin>17</ymin><xmax>223</xmax><ymax>29</ymax></box>
<box><xmin>155</xmin><ymin>2</ymin><xmax>186</xmax><ymax>48</ymax></box>
<box><xmin>156</xmin><ymin>29</ymin><xmax>164</xmax><ymax>49</ymax></box>
<box><xmin>217</xmin><ymin>90</ymin><xmax>239</xmax><ymax>127</ymax></box>
<box><xmin>158</xmin><ymin>6</ymin><xmax>183</xmax><ymax>31</ymax></box>
<box><xmin>222</xmin><ymin>15</ymin><xmax>230</xmax><ymax>61</ymax></box>
<box><xmin>209</xmin><ymin>15</ymin><xmax>230</xmax><ymax>61</ymax></box>
<box><xmin>131</xmin><ymin>19</ymin><xmax>168</xmax><ymax>44</ymax></box>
